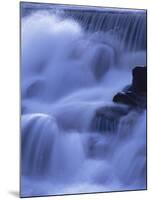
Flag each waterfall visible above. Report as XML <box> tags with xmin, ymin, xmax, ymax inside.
<box><xmin>21</xmin><ymin>3</ymin><xmax>146</xmax><ymax>51</ymax></box>
<box><xmin>21</xmin><ymin>3</ymin><xmax>147</xmax><ymax>197</ymax></box>
<box><xmin>64</xmin><ymin>9</ymin><xmax>146</xmax><ymax>51</ymax></box>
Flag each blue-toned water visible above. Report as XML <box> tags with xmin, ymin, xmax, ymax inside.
<box><xmin>21</xmin><ymin>4</ymin><xmax>146</xmax><ymax>197</ymax></box>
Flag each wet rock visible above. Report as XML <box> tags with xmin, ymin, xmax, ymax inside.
<box><xmin>113</xmin><ymin>66</ymin><xmax>147</xmax><ymax>109</ymax></box>
<box><xmin>91</xmin><ymin>66</ymin><xmax>146</xmax><ymax>134</ymax></box>
<box><xmin>113</xmin><ymin>91</ymin><xmax>146</xmax><ymax>108</ymax></box>
<box><xmin>91</xmin><ymin>105</ymin><xmax>130</xmax><ymax>133</ymax></box>
<box><xmin>132</xmin><ymin>66</ymin><xmax>147</xmax><ymax>94</ymax></box>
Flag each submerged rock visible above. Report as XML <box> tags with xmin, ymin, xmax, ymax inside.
<box><xmin>91</xmin><ymin>105</ymin><xmax>130</xmax><ymax>133</ymax></box>
<box><xmin>91</xmin><ymin>44</ymin><xmax>115</xmax><ymax>80</ymax></box>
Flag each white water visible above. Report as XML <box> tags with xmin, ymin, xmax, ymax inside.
<box><xmin>21</xmin><ymin>9</ymin><xmax>146</xmax><ymax>197</ymax></box>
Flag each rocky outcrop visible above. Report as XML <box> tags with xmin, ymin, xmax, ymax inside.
<box><xmin>91</xmin><ymin>66</ymin><xmax>146</xmax><ymax>134</ymax></box>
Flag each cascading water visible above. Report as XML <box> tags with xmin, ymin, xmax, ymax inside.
<box><xmin>21</xmin><ymin>4</ymin><xmax>147</xmax><ymax>197</ymax></box>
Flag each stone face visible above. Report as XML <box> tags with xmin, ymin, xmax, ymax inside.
<box><xmin>113</xmin><ymin>66</ymin><xmax>147</xmax><ymax>109</ymax></box>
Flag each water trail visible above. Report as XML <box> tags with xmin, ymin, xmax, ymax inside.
<box><xmin>21</xmin><ymin>8</ymin><xmax>146</xmax><ymax>197</ymax></box>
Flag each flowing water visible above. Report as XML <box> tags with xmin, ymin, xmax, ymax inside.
<box><xmin>21</xmin><ymin>4</ymin><xmax>147</xmax><ymax>197</ymax></box>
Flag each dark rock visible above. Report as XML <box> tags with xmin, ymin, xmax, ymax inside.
<box><xmin>113</xmin><ymin>66</ymin><xmax>147</xmax><ymax>109</ymax></box>
<box><xmin>113</xmin><ymin>91</ymin><xmax>146</xmax><ymax>108</ymax></box>
<box><xmin>132</xmin><ymin>66</ymin><xmax>147</xmax><ymax>94</ymax></box>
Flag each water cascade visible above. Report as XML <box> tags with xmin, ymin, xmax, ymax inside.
<box><xmin>21</xmin><ymin>5</ymin><xmax>146</xmax><ymax>197</ymax></box>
